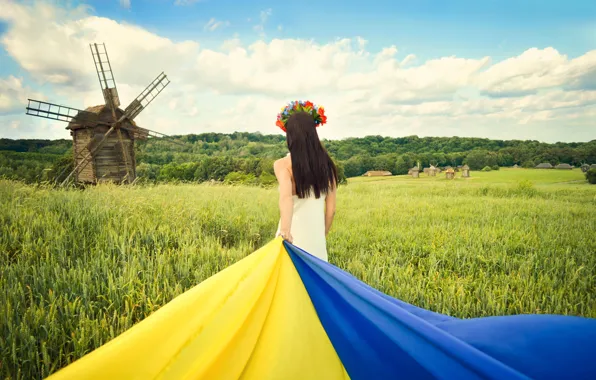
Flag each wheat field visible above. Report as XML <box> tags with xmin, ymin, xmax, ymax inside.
<box><xmin>1</xmin><ymin>169</ymin><xmax>595</xmax><ymax>379</ymax></box>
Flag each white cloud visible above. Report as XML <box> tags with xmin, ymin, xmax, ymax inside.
<box><xmin>204</xmin><ymin>18</ymin><xmax>230</xmax><ymax>32</ymax></box>
<box><xmin>0</xmin><ymin>75</ymin><xmax>46</xmax><ymax>114</ymax></box>
<box><xmin>119</xmin><ymin>0</ymin><xmax>131</xmax><ymax>9</ymax></box>
<box><xmin>477</xmin><ymin>48</ymin><xmax>596</xmax><ymax>96</ymax></box>
<box><xmin>400</xmin><ymin>54</ymin><xmax>416</xmax><ymax>67</ymax></box>
<box><xmin>253</xmin><ymin>9</ymin><xmax>272</xmax><ymax>37</ymax></box>
<box><xmin>1</xmin><ymin>0</ymin><xmax>595</xmax><ymax>143</ymax></box>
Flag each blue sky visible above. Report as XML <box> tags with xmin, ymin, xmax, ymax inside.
<box><xmin>76</xmin><ymin>0</ymin><xmax>596</xmax><ymax>59</ymax></box>
<box><xmin>1</xmin><ymin>0</ymin><xmax>595</xmax><ymax>142</ymax></box>
<box><xmin>3</xmin><ymin>0</ymin><xmax>593</xmax><ymax>75</ymax></box>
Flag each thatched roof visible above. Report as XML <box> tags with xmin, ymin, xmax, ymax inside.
<box><xmin>555</xmin><ymin>163</ymin><xmax>573</xmax><ymax>169</ymax></box>
<box><xmin>85</xmin><ymin>105</ymin><xmax>107</xmax><ymax>114</ymax></box>
<box><xmin>410</xmin><ymin>166</ymin><xmax>420</xmax><ymax>172</ymax></box>
<box><xmin>363</xmin><ymin>170</ymin><xmax>392</xmax><ymax>177</ymax></box>
<box><xmin>446</xmin><ymin>168</ymin><xmax>455</xmax><ymax>174</ymax></box>
<box><xmin>536</xmin><ymin>163</ymin><xmax>553</xmax><ymax>169</ymax></box>
<box><xmin>462</xmin><ymin>164</ymin><xmax>470</xmax><ymax>170</ymax></box>
<box><xmin>66</xmin><ymin>104</ymin><xmax>138</xmax><ymax>130</ymax></box>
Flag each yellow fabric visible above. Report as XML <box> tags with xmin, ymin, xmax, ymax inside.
<box><xmin>47</xmin><ymin>237</ymin><xmax>349</xmax><ymax>380</ymax></box>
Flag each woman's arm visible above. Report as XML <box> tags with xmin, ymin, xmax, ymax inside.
<box><xmin>324</xmin><ymin>184</ymin><xmax>337</xmax><ymax>236</ymax></box>
<box><xmin>274</xmin><ymin>159</ymin><xmax>294</xmax><ymax>243</ymax></box>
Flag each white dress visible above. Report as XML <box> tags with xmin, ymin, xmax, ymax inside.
<box><xmin>276</xmin><ymin>193</ymin><xmax>328</xmax><ymax>262</ymax></box>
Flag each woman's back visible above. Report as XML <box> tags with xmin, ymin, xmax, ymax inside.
<box><xmin>277</xmin><ymin>192</ymin><xmax>328</xmax><ymax>261</ymax></box>
<box><xmin>273</xmin><ymin>104</ymin><xmax>338</xmax><ymax>263</ymax></box>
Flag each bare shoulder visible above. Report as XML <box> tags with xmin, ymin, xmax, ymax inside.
<box><xmin>273</xmin><ymin>155</ymin><xmax>291</xmax><ymax>172</ymax></box>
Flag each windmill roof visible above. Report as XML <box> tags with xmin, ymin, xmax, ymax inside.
<box><xmin>84</xmin><ymin>104</ymin><xmax>108</xmax><ymax>114</ymax></box>
<box><xmin>66</xmin><ymin>104</ymin><xmax>138</xmax><ymax>130</ymax></box>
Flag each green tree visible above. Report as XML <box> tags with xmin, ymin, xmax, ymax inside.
<box><xmin>465</xmin><ymin>150</ymin><xmax>498</xmax><ymax>170</ymax></box>
<box><xmin>394</xmin><ymin>156</ymin><xmax>411</xmax><ymax>175</ymax></box>
<box><xmin>586</xmin><ymin>168</ymin><xmax>596</xmax><ymax>184</ymax></box>
<box><xmin>343</xmin><ymin>157</ymin><xmax>363</xmax><ymax>177</ymax></box>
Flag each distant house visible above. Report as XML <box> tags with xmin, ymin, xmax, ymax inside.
<box><xmin>445</xmin><ymin>167</ymin><xmax>455</xmax><ymax>179</ymax></box>
<box><xmin>426</xmin><ymin>165</ymin><xmax>438</xmax><ymax>177</ymax></box>
<box><xmin>513</xmin><ymin>164</ymin><xmax>520</xmax><ymax>169</ymax></box>
<box><xmin>555</xmin><ymin>163</ymin><xmax>573</xmax><ymax>170</ymax></box>
<box><xmin>536</xmin><ymin>163</ymin><xmax>553</xmax><ymax>169</ymax></box>
<box><xmin>409</xmin><ymin>166</ymin><xmax>420</xmax><ymax>178</ymax></box>
<box><xmin>462</xmin><ymin>164</ymin><xmax>470</xmax><ymax>178</ymax></box>
<box><xmin>362</xmin><ymin>170</ymin><xmax>392</xmax><ymax>177</ymax></box>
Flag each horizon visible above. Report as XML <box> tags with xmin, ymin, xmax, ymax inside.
<box><xmin>1</xmin><ymin>0</ymin><xmax>595</xmax><ymax>143</ymax></box>
<box><xmin>3</xmin><ymin>132</ymin><xmax>595</xmax><ymax>146</ymax></box>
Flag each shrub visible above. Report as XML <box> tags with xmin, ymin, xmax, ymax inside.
<box><xmin>492</xmin><ymin>165</ymin><xmax>500</xmax><ymax>171</ymax></box>
<box><xmin>515</xmin><ymin>180</ymin><xmax>538</xmax><ymax>197</ymax></box>
<box><xmin>334</xmin><ymin>161</ymin><xmax>348</xmax><ymax>185</ymax></box>
<box><xmin>481</xmin><ymin>166</ymin><xmax>492</xmax><ymax>172</ymax></box>
<box><xmin>586</xmin><ymin>168</ymin><xmax>596</xmax><ymax>184</ymax></box>
<box><xmin>224</xmin><ymin>172</ymin><xmax>257</xmax><ymax>185</ymax></box>
<box><xmin>47</xmin><ymin>152</ymin><xmax>74</xmax><ymax>183</ymax></box>
<box><xmin>258</xmin><ymin>172</ymin><xmax>277</xmax><ymax>187</ymax></box>
<box><xmin>522</xmin><ymin>160</ymin><xmax>535</xmax><ymax>169</ymax></box>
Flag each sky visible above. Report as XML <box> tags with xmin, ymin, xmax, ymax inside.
<box><xmin>0</xmin><ymin>0</ymin><xmax>595</xmax><ymax>143</ymax></box>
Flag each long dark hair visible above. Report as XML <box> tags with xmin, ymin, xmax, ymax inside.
<box><xmin>285</xmin><ymin>111</ymin><xmax>338</xmax><ymax>199</ymax></box>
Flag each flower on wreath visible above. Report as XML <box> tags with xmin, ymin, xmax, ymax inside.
<box><xmin>275</xmin><ymin>100</ymin><xmax>327</xmax><ymax>132</ymax></box>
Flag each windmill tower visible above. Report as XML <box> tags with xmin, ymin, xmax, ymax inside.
<box><xmin>25</xmin><ymin>43</ymin><xmax>177</xmax><ymax>185</ymax></box>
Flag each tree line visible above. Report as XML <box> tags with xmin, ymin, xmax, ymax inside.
<box><xmin>1</xmin><ymin>134</ymin><xmax>595</xmax><ymax>184</ymax></box>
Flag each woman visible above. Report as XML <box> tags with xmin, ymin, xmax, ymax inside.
<box><xmin>274</xmin><ymin>100</ymin><xmax>338</xmax><ymax>262</ymax></box>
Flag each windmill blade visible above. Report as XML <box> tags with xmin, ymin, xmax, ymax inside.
<box><xmin>120</xmin><ymin>125</ymin><xmax>187</xmax><ymax>147</ymax></box>
<box><xmin>123</xmin><ymin>72</ymin><xmax>170</xmax><ymax>121</ymax></box>
<box><xmin>26</xmin><ymin>99</ymin><xmax>101</xmax><ymax>124</ymax></box>
<box><xmin>90</xmin><ymin>43</ymin><xmax>120</xmax><ymax>111</ymax></box>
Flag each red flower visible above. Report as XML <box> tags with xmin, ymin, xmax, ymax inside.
<box><xmin>304</xmin><ymin>101</ymin><xmax>314</xmax><ymax>109</ymax></box>
<box><xmin>276</xmin><ymin>119</ymin><xmax>286</xmax><ymax>132</ymax></box>
<box><xmin>320</xmin><ymin>114</ymin><xmax>327</xmax><ymax>124</ymax></box>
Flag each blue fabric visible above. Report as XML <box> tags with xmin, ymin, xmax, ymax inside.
<box><xmin>284</xmin><ymin>241</ymin><xmax>596</xmax><ymax>380</ymax></box>
<box><xmin>437</xmin><ymin>315</ymin><xmax>596</xmax><ymax>379</ymax></box>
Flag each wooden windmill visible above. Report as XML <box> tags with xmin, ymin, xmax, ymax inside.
<box><xmin>25</xmin><ymin>43</ymin><xmax>179</xmax><ymax>186</ymax></box>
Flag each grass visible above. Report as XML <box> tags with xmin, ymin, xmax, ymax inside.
<box><xmin>1</xmin><ymin>168</ymin><xmax>595</xmax><ymax>379</ymax></box>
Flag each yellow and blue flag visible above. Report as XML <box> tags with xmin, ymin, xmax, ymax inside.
<box><xmin>47</xmin><ymin>237</ymin><xmax>596</xmax><ymax>379</ymax></box>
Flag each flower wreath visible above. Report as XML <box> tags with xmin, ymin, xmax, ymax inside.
<box><xmin>275</xmin><ymin>100</ymin><xmax>327</xmax><ymax>132</ymax></box>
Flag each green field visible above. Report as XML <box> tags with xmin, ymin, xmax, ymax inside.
<box><xmin>1</xmin><ymin>168</ymin><xmax>595</xmax><ymax>379</ymax></box>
